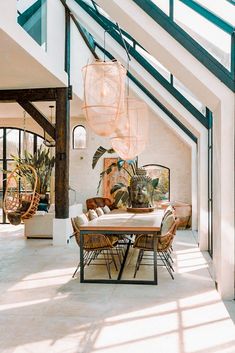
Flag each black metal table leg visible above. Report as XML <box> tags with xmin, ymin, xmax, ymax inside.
<box><xmin>80</xmin><ymin>232</ymin><xmax>84</xmax><ymax>282</ymax></box>
<box><xmin>117</xmin><ymin>237</ymin><xmax>132</xmax><ymax>280</ymax></box>
<box><xmin>153</xmin><ymin>234</ymin><xmax>158</xmax><ymax>284</ymax></box>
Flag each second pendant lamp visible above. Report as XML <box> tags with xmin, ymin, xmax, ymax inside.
<box><xmin>111</xmin><ymin>96</ymin><xmax>149</xmax><ymax>160</ymax></box>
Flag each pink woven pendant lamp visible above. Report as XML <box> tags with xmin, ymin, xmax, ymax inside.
<box><xmin>111</xmin><ymin>96</ymin><xmax>149</xmax><ymax>160</ymax></box>
<box><xmin>82</xmin><ymin>60</ymin><xmax>126</xmax><ymax>137</ymax></box>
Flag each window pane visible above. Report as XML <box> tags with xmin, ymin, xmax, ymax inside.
<box><xmin>0</xmin><ymin>161</ymin><xmax>3</xmax><ymax>223</ymax></box>
<box><xmin>173</xmin><ymin>76</ymin><xmax>206</xmax><ymax>114</ymax></box>
<box><xmin>37</xmin><ymin>136</ymin><xmax>46</xmax><ymax>149</ymax></box>
<box><xmin>144</xmin><ymin>165</ymin><xmax>170</xmax><ymax>201</ymax></box>
<box><xmin>73</xmin><ymin>126</ymin><xmax>87</xmax><ymax>149</ymax></box>
<box><xmin>136</xmin><ymin>45</ymin><xmax>171</xmax><ymax>81</ymax></box>
<box><xmin>6</xmin><ymin>129</ymin><xmax>19</xmax><ymax>159</ymax></box>
<box><xmin>195</xmin><ymin>0</ymin><xmax>235</xmax><ymax>26</ymax></box>
<box><xmin>151</xmin><ymin>0</ymin><xmax>170</xmax><ymax>15</ymax></box>
<box><xmin>17</xmin><ymin>0</ymin><xmax>47</xmax><ymax>50</ymax></box>
<box><xmin>21</xmin><ymin>131</ymin><xmax>34</xmax><ymax>156</ymax></box>
<box><xmin>174</xmin><ymin>0</ymin><xmax>231</xmax><ymax>70</ymax></box>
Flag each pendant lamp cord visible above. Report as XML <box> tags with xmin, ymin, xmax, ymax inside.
<box><xmin>103</xmin><ymin>28</ymin><xmax>110</xmax><ymax>62</ymax></box>
<box><xmin>23</xmin><ymin>110</ymin><xmax>27</xmax><ymax>153</ymax></box>
<box><xmin>116</xmin><ymin>23</ymin><xmax>131</xmax><ymax>95</ymax></box>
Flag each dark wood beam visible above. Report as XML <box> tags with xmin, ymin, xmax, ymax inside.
<box><xmin>18</xmin><ymin>100</ymin><xmax>56</xmax><ymax>140</ymax></box>
<box><xmin>55</xmin><ymin>87</ymin><xmax>70</xmax><ymax>219</ymax></box>
<box><xmin>0</xmin><ymin>87</ymin><xmax>72</xmax><ymax>102</ymax></box>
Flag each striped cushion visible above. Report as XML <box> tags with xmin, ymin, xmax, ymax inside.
<box><xmin>161</xmin><ymin>213</ymin><xmax>175</xmax><ymax>235</ymax></box>
<box><xmin>88</xmin><ymin>209</ymin><xmax>98</xmax><ymax>220</ymax></box>
<box><xmin>96</xmin><ymin>207</ymin><xmax>104</xmax><ymax>216</ymax></box>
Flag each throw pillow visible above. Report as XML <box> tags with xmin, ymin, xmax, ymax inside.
<box><xmin>96</xmin><ymin>207</ymin><xmax>104</xmax><ymax>216</ymax></box>
<box><xmin>37</xmin><ymin>203</ymin><xmax>49</xmax><ymax>212</ymax></box>
<box><xmin>103</xmin><ymin>205</ymin><xmax>111</xmax><ymax>214</ymax></box>
<box><xmin>88</xmin><ymin>209</ymin><xmax>98</xmax><ymax>220</ymax></box>
<box><xmin>73</xmin><ymin>214</ymin><xmax>88</xmax><ymax>229</ymax></box>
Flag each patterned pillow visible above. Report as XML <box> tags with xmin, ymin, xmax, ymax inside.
<box><xmin>73</xmin><ymin>214</ymin><xmax>88</xmax><ymax>229</ymax></box>
<box><xmin>96</xmin><ymin>207</ymin><xmax>104</xmax><ymax>216</ymax></box>
<box><xmin>161</xmin><ymin>213</ymin><xmax>175</xmax><ymax>235</ymax></box>
<box><xmin>88</xmin><ymin>209</ymin><xmax>98</xmax><ymax>220</ymax></box>
<box><xmin>102</xmin><ymin>205</ymin><xmax>111</xmax><ymax>214</ymax></box>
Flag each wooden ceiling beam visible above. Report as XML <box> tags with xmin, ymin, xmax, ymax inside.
<box><xmin>18</xmin><ymin>100</ymin><xmax>55</xmax><ymax>140</ymax></box>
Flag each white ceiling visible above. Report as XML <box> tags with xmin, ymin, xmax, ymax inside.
<box><xmin>0</xmin><ymin>27</ymin><xmax>83</xmax><ymax>119</ymax></box>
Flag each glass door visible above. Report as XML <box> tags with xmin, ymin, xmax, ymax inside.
<box><xmin>207</xmin><ymin>110</ymin><xmax>213</xmax><ymax>257</ymax></box>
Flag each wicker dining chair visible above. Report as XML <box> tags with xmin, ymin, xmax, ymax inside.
<box><xmin>71</xmin><ymin>214</ymin><xmax>120</xmax><ymax>279</ymax></box>
<box><xmin>133</xmin><ymin>214</ymin><xmax>179</xmax><ymax>279</ymax></box>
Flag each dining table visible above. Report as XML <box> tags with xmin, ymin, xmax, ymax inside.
<box><xmin>79</xmin><ymin>208</ymin><xmax>164</xmax><ymax>285</ymax></box>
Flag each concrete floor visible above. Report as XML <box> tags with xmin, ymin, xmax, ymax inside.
<box><xmin>0</xmin><ymin>225</ymin><xmax>234</xmax><ymax>353</ymax></box>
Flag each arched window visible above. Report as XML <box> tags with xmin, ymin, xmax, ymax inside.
<box><xmin>143</xmin><ymin>164</ymin><xmax>170</xmax><ymax>201</ymax></box>
<box><xmin>72</xmin><ymin>125</ymin><xmax>86</xmax><ymax>149</ymax></box>
<box><xmin>0</xmin><ymin>127</ymin><xmax>46</xmax><ymax>224</ymax></box>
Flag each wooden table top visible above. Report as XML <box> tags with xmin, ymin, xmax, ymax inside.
<box><xmin>80</xmin><ymin>208</ymin><xmax>164</xmax><ymax>232</ymax></box>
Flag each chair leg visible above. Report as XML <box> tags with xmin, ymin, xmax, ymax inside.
<box><xmin>72</xmin><ymin>250</ymin><xmax>90</xmax><ymax>278</ymax></box>
<box><xmin>72</xmin><ymin>263</ymin><xmax>80</xmax><ymax>278</ymax></box>
<box><xmin>110</xmin><ymin>250</ymin><xmax>118</xmax><ymax>271</ymax></box>
<box><xmin>162</xmin><ymin>252</ymin><xmax>174</xmax><ymax>272</ymax></box>
<box><xmin>116</xmin><ymin>246</ymin><xmax>123</xmax><ymax>265</ymax></box>
<box><xmin>103</xmin><ymin>250</ymin><xmax>112</xmax><ymax>279</ymax></box>
<box><xmin>158</xmin><ymin>252</ymin><xmax>174</xmax><ymax>279</ymax></box>
<box><xmin>134</xmin><ymin>249</ymin><xmax>144</xmax><ymax>278</ymax></box>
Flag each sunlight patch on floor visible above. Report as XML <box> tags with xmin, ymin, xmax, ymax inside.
<box><xmin>8</xmin><ymin>268</ymin><xmax>74</xmax><ymax>291</ymax></box>
<box><xmin>175</xmin><ymin>247</ymin><xmax>208</xmax><ymax>273</ymax></box>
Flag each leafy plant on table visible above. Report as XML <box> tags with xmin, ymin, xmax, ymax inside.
<box><xmin>92</xmin><ymin>146</ymin><xmax>159</xmax><ymax>207</ymax></box>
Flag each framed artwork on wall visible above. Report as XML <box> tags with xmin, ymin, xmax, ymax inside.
<box><xmin>103</xmin><ymin>158</ymin><xmax>130</xmax><ymax>202</ymax></box>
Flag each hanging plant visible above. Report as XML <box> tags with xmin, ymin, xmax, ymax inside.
<box><xmin>11</xmin><ymin>146</ymin><xmax>55</xmax><ymax>195</ymax></box>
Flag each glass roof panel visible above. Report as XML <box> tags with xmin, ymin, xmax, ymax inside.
<box><xmin>17</xmin><ymin>0</ymin><xmax>38</xmax><ymax>13</ymax></box>
<box><xmin>195</xmin><ymin>0</ymin><xmax>235</xmax><ymax>26</ymax></box>
<box><xmin>173</xmin><ymin>77</ymin><xmax>206</xmax><ymax>115</ymax></box>
<box><xmin>174</xmin><ymin>0</ymin><xmax>231</xmax><ymax>70</ymax></box>
<box><xmin>136</xmin><ymin>45</ymin><xmax>171</xmax><ymax>82</ymax></box>
<box><xmin>151</xmin><ymin>0</ymin><xmax>170</xmax><ymax>15</ymax></box>
<box><xmin>79</xmin><ymin>0</ymin><xmax>207</xmax><ymax>117</ymax></box>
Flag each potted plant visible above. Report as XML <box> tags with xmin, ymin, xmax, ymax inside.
<box><xmin>12</xmin><ymin>146</ymin><xmax>55</xmax><ymax>204</ymax></box>
<box><xmin>92</xmin><ymin>146</ymin><xmax>159</xmax><ymax>208</ymax></box>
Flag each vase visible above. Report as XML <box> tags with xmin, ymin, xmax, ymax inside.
<box><xmin>129</xmin><ymin>168</ymin><xmax>154</xmax><ymax>208</ymax></box>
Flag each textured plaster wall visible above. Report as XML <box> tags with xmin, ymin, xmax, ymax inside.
<box><xmin>70</xmin><ymin>108</ymin><xmax>192</xmax><ymax>210</ymax></box>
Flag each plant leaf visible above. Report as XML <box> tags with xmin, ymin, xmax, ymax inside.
<box><xmin>113</xmin><ymin>189</ymin><xmax>129</xmax><ymax>207</ymax></box>
<box><xmin>110</xmin><ymin>182</ymin><xmax>126</xmax><ymax>194</ymax></box>
<box><xmin>152</xmin><ymin>178</ymin><xmax>159</xmax><ymax>189</ymax></box>
<box><xmin>92</xmin><ymin>146</ymin><xmax>115</xmax><ymax>169</ymax></box>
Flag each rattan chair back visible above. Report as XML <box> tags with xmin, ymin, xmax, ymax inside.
<box><xmin>3</xmin><ymin>165</ymin><xmax>40</xmax><ymax>224</ymax></box>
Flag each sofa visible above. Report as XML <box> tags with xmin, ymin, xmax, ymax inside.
<box><xmin>86</xmin><ymin>197</ymin><xmax>115</xmax><ymax>211</ymax></box>
<box><xmin>24</xmin><ymin>203</ymin><xmax>83</xmax><ymax>239</ymax></box>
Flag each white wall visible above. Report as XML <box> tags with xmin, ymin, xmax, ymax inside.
<box><xmin>70</xmin><ymin>108</ymin><xmax>191</xmax><ymax>210</ymax></box>
<box><xmin>70</xmin><ymin>21</ymin><xmax>94</xmax><ymax>99</ymax></box>
<box><xmin>46</xmin><ymin>0</ymin><xmax>65</xmax><ymax>74</ymax></box>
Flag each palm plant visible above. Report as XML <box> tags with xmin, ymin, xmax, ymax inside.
<box><xmin>12</xmin><ymin>146</ymin><xmax>55</xmax><ymax>195</ymax></box>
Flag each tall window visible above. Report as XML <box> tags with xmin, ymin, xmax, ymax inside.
<box><xmin>0</xmin><ymin>128</ymin><xmax>45</xmax><ymax>224</ymax></box>
<box><xmin>72</xmin><ymin>125</ymin><xmax>86</xmax><ymax>149</ymax></box>
<box><xmin>143</xmin><ymin>164</ymin><xmax>170</xmax><ymax>202</ymax></box>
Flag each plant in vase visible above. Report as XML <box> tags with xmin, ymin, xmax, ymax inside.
<box><xmin>12</xmin><ymin>146</ymin><xmax>55</xmax><ymax>208</ymax></box>
<box><xmin>92</xmin><ymin>146</ymin><xmax>159</xmax><ymax>208</ymax></box>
